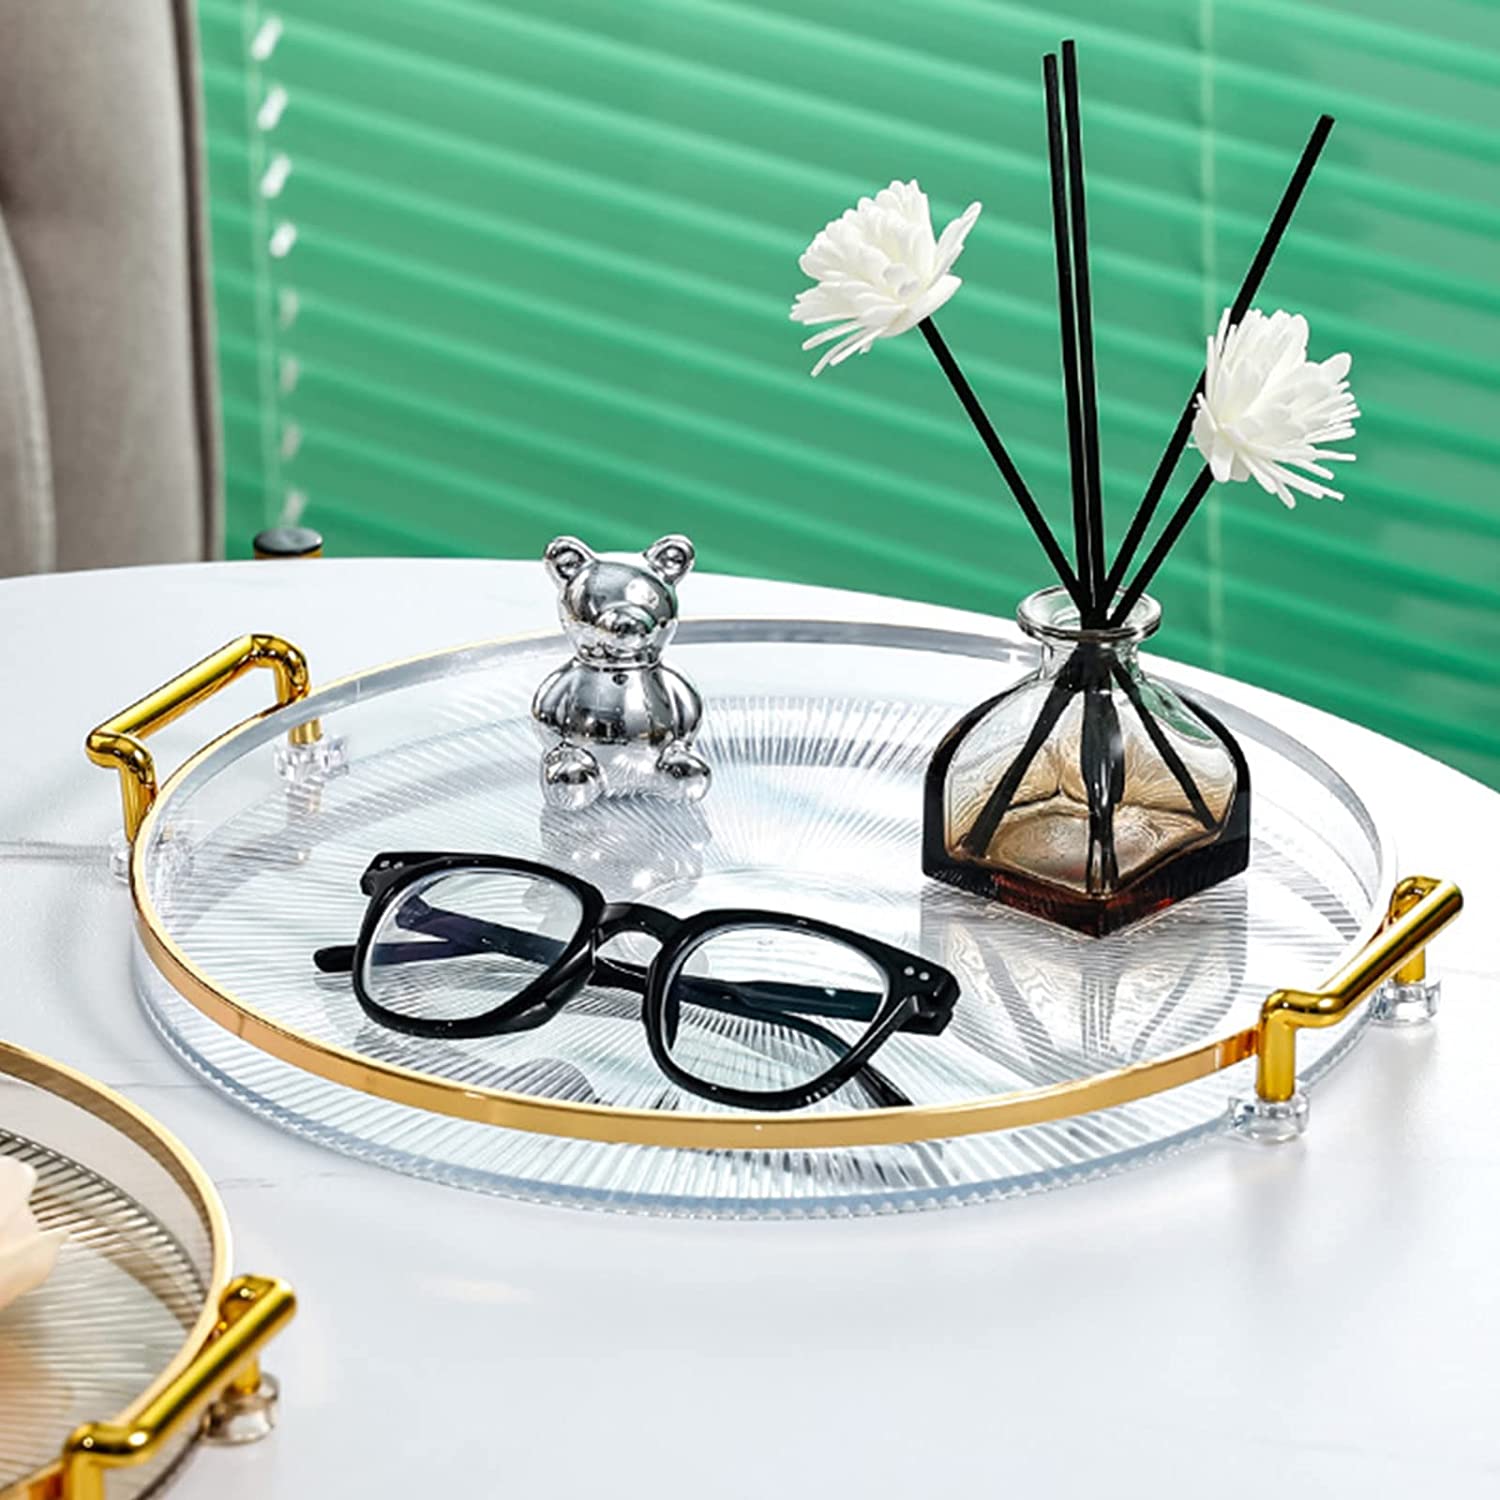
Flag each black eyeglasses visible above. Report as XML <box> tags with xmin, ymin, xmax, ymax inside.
<box><xmin>313</xmin><ymin>852</ymin><xmax>959</xmax><ymax>1112</ymax></box>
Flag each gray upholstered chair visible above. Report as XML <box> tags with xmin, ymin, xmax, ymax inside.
<box><xmin>0</xmin><ymin>0</ymin><xmax>221</xmax><ymax>576</ymax></box>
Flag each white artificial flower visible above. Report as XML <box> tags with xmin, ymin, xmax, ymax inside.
<box><xmin>791</xmin><ymin>179</ymin><xmax>982</xmax><ymax>377</ymax></box>
<box><xmin>0</xmin><ymin>1158</ymin><xmax>63</xmax><ymax>1312</ymax></box>
<box><xmin>1191</xmin><ymin>307</ymin><xmax>1359</xmax><ymax>506</ymax></box>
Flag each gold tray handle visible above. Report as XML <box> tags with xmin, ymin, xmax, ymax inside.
<box><xmin>1256</xmin><ymin>875</ymin><xmax>1463</xmax><ymax>1103</ymax></box>
<box><xmin>62</xmin><ymin>1274</ymin><xmax>295</xmax><ymax>1500</ymax></box>
<box><xmin>86</xmin><ymin>635</ymin><xmax>317</xmax><ymax>844</ymax></box>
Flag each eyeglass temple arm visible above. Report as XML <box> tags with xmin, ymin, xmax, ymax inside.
<box><xmin>314</xmin><ymin>937</ymin><xmax>479</xmax><ymax>973</ymax></box>
<box><xmin>316</xmin><ymin>902</ymin><xmax>907</xmax><ymax>1026</ymax></box>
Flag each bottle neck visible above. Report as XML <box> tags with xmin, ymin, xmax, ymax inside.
<box><xmin>1034</xmin><ymin>635</ymin><xmax>1141</xmax><ymax>681</ymax></box>
<box><xmin>1016</xmin><ymin>586</ymin><xmax>1160</xmax><ymax>682</ymax></box>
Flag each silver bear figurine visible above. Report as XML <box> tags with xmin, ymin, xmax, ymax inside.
<box><xmin>531</xmin><ymin>534</ymin><xmax>711</xmax><ymax>810</ymax></box>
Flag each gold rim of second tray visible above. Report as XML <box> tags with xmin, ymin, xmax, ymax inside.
<box><xmin>0</xmin><ymin>1041</ymin><xmax>293</xmax><ymax>1500</ymax></box>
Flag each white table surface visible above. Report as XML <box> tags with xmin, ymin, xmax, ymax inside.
<box><xmin>1</xmin><ymin>558</ymin><xmax>1497</xmax><ymax>1499</ymax></box>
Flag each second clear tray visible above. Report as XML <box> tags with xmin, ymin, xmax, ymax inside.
<box><xmin>123</xmin><ymin>620</ymin><xmax>1394</xmax><ymax>1217</ymax></box>
<box><xmin>0</xmin><ymin>1041</ymin><xmax>293</xmax><ymax>1499</ymax></box>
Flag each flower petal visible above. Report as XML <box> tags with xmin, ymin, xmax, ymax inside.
<box><xmin>801</xmin><ymin>320</ymin><xmax>864</xmax><ymax>351</ymax></box>
<box><xmin>812</xmin><ymin>326</ymin><xmax>880</xmax><ymax>377</ymax></box>
<box><xmin>932</xmin><ymin>201</ymin><xmax>982</xmax><ymax>279</ymax></box>
<box><xmin>791</xmin><ymin>178</ymin><xmax>977</xmax><ymax>373</ymax></box>
<box><xmin>1191</xmin><ymin>304</ymin><xmax>1359</xmax><ymax>504</ymax></box>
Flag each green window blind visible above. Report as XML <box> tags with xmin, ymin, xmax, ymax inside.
<box><xmin>200</xmin><ymin>0</ymin><xmax>1500</xmax><ymax>787</ymax></box>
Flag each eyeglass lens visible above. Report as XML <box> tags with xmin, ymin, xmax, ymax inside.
<box><xmin>362</xmin><ymin>869</ymin><xmax>583</xmax><ymax>1024</ymax></box>
<box><xmin>662</xmin><ymin>925</ymin><xmax>889</xmax><ymax>1096</ymax></box>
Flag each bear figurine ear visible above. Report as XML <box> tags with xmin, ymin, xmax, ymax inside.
<box><xmin>645</xmin><ymin>534</ymin><xmax>695</xmax><ymax>584</ymax></box>
<box><xmin>544</xmin><ymin>535</ymin><xmax>594</xmax><ymax>587</ymax></box>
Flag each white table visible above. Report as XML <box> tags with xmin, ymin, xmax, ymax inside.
<box><xmin>2</xmin><ymin>559</ymin><xmax>1497</xmax><ymax>1499</ymax></box>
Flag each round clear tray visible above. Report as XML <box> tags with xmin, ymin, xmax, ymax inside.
<box><xmin>130</xmin><ymin>620</ymin><xmax>1393</xmax><ymax>1217</ymax></box>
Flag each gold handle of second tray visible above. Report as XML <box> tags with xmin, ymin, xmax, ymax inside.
<box><xmin>1255</xmin><ymin>875</ymin><xmax>1463</xmax><ymax>1102</ymax></box>
<box><xmin>86</xmin><ymin>634</ymin><xmax>316</xmax><ymax>843</ymax></box>
<box><xmin>61</xmin><ymin>1274</ymin><xmax>296</xmax><ymax>1500</ymax></box>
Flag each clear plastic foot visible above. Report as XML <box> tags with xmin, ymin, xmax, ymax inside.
<box><xmin>1229</xmin><ymin>1091</ymin><xmax>1309</xmax><ymax>1144</ymax></box>
<box><xmin>1371</xmin><ymin>976</ymin><xmax>1440</xmax><ymax>1027</ymax></box>
<box><xmin>273</xmin><ymin>734</ymin><xmax>348</xmax><ymax>787</ymax></box>
<box><xmin>111</xmin><ymin>825</ymin><xmax>198</xmax><ymax>883</ymax></box>
<box><xmin>108</xmin><ymin>830</ymin><xmax>130</xmax><ymax>884</ymax></box>
<box><xmin>203</xmin><ymin>1371</ymin><xmax>280</xmax><ymax>1445</ymax></box>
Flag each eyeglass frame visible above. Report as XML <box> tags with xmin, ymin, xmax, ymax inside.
<box><xmin>314</xmin><ymin>851</ymin><xmax>959</xmax><ymax>1113</ymax></box>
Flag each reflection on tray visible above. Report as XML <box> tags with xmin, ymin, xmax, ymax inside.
<box><xmin>921</xmin><ymin>881</ymin><xmax>1245</xmax><ymax>1083</ymax></box>
<box><xmin>537</xmin><ymin>802</ymin><xmax>714</xmax><ymax>891</ymax></box>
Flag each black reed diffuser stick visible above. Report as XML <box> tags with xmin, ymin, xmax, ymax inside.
<box><xmin>918</xmin><ymin>317</ymin><xmax>1088</xmax><ymax>612</ymax></box>
<box><xmin>1043</xmin><ymin>42</ymin><xmax>1124</xmax><ymax>893</ymax></box>
<box><xmin>1108</xmin><ymin>658</ymin><xmax>1215</xmax><ymax>827</ymax></box>
<box><xmin>1061</xmin><ymin>41</ymin><xmax>1106</xmax><ymax>621</ymax></box>
<box><xmin>1042</xmin><ymin>53</ymin><xmax>1095</xmax><ymax>621</ymax></box>
<box><xmin>1100</xmin><ymin>114</ymin><xmax>1335</xmax><ymax>601</ymax></box>
<box><xmin>959</xmin><ymin>654</ymin><xmax>1082</xmax><ymax>858</ymax></box>
<box><xmin>1109</xmin><ymin>465</ymin><xmax>1216</xmax><ymax>626</ymax></box>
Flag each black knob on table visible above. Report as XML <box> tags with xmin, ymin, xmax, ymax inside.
<box><xmin>253</xmin><ymin>526</ymin><xmax>324</xmax><ymax>559</ymax></box>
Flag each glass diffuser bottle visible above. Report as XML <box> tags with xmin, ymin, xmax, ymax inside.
<box><xmin>923</xmin><ymin>587</ymin><xmax>1250</xmax><ymax>936</ymax></box>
